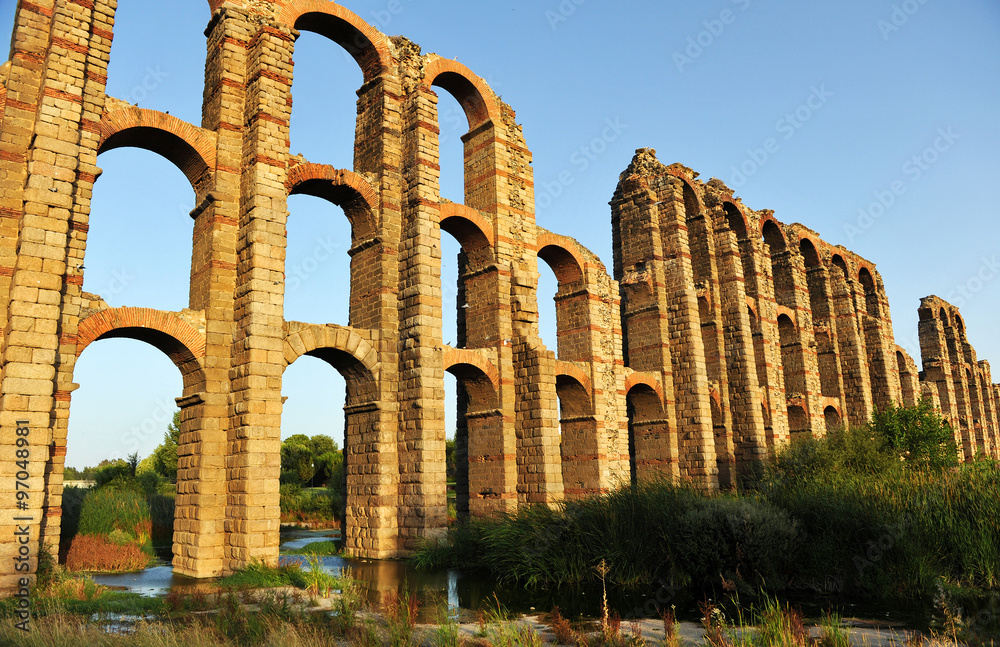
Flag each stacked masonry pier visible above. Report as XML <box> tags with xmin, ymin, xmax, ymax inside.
<box><xmin>0</xmin><ymin>0</ymin><xmax>996</xmax><ymax>593</ymax></box>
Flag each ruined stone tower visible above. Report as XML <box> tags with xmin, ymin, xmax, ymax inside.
<box><xmin>0</xmin><ymin>0</ymin><xmax>996</xmax><ymax>593</ymax></box>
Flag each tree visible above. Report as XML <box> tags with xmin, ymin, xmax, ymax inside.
<box><xmin>280</xmin><ymin>438</ymin><xmax>315</xmax><ymax>485</ymax></box>
<box><xmin>148</xmin><ymin>411</ymin><xmax>181</xmax><ymax>481</ymax></box>
<box><xmin>868</xmin><ymin>399</ymin><xmax>959</xmax><ymax>471</ymax></box>
<box><xmin>315</xmin><ymin>449</ymin><xmax>343</xmax><ymax>487</ymax></box>
<box><xmin>309</xmin><ymin>434</ymin><xmax>336</xmax><ymax>459</ymax></box>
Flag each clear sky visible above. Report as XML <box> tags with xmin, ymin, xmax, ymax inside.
<box><xmin>2</xmin><ymin>0</ymin><xmax>998</xmax><ymax>468</ymax></box>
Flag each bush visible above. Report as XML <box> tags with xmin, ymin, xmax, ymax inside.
<box><xmin>93</xmin><ymin>461</ymin><xmax>132</xmax><ymax>489</ymax></box>
<box><xmin>869</xmin><ymin>399</ymin><xmax>958</xmax><ymax>470</ymax></box>
<box><xmin>671</xmin><ymin>496</ymin><xmax>797</xmax><ymax>589</ymax></box>
<box><xmin>77</xmin><ymin>485</ymin><xmax>150</xmax><ymax>539</ymax></box>
<box><xmin>65</xmin><ymin>534</ymin><xmax>150</xmax><ymax>572</ymax></box>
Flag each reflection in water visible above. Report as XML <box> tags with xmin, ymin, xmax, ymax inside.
<box><xmin>82</xmin><ymin>529</ymin><xmax>938</xmax><ymax>630</ymax></box>
<box><xmin>90</xmin><ymin>566</ymin><xmax>217</xmax><ymax>598</ymax></box>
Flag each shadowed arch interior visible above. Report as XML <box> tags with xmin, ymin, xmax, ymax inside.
<box><xmin>100</xmin><ymin>126</ymin><xmax>211</xmax><ymax>194</ymax></box>
<box><xmin>430</xmin><ymin>71</ymin><xmax>492</xmax><ymax>131</ymax></box>
<box><xmin>291</xmin><ymin>10</ymin><xmax>385</xmax><ymax>83</ymax></box>
<box><xmin>289</xmin><ymin>178</ymin><xmax>377</xmax><ymax>244</ymax></box>
<box><xmin>859</xmin><ymin>268</ymin><xmax>879</xmax><ymax>317</ymax></box>
<box><xmin>626</xmin><ymin>383</ymin><xmax>667</xmax><ymax>486</ymax></box>
<box><xmin>446</xmin><ymin>361</ymin><xmax>505</xmax><ymax>520</ymax></box>
<box><xmin>723</xmin><ymin>202</ymin><xmax>748</xmax><ymax>239</ymax></box>
<box><xmin>800</xmin><ymin>238</ymin><xmax>820</xmax><ymax>268</ymax></box>
<box><xmin>762</xmin><ymin>220</ymin><xmax>786</xmax><ymax>253</ymax></box>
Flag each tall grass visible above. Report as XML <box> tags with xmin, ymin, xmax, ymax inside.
<box><xmin>417</xmin><ymin>479</ymin><xmax>797</xmax><ymax>592</ymax></box>
<box><xmin>416</xmin><ymin>406</ymin><xmax>1000</xmax><ymax>603</ymax></box>
<box><xmin>280</xmin><ymin>483</ymin><xmax>339</xmax><ymax>526</ymax></box>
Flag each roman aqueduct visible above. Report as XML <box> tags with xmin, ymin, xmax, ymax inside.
<box><xmin>1</xmin><ymin>0</ymin><xmax>997</xmax><ymax>590</ymax></box>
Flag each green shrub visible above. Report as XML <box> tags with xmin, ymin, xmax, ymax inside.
<box><xmin>869</xmin><ymin>399</ymin><xmax>958</xmax><ymax>471</ymax></box>
<box><xmin>76</xmin><ymin>485</ymin><xmax>152</xmax><ymax>553</ymax></box>
<box><xmin>671</xmin><ymin>496</ymin><xmax>797</xmax><ymax>590</ymax></box>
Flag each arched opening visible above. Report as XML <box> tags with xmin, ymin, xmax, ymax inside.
<box><xmin>799</xmin><ymin>238</ymin><xmax>820</xmax><ymax>268</ymax></box>
<box><xmin>426</xmin><ymin>61</ymin><xmax>500</xmax><ymax>211</ymax></box>
<box><xmin>538</xmin><ymin>241</ymin><xmax>588</xmax><ymax>360</ymax></box>
<box><xmin>536</xmin><ymin>260</ymin><xmax>559</xmax><ymax>352</ymax></box>
<box><xmin>748</xmin><ymin>304</ymin><xmax>773</xmax><ymax>442</ymax></box>
<box><xmin>625</xmin><ymin>383</ymin><xmax>666</xmax><ymax>486</ymax></box>
<box><xmin>556</xmin><ymin>373</ymin><xmax>599</xmax><ymax>498</ymax></box>
<box><xmin>723</xmin><ymin>202</ymin><xmax>748</xmax><ymax>240</ymax></box>
<box><xmin>787</xmin><ymin>405</ymin><xmax>808</xmax><ymax>438</ymax></box>
<box><xmin>285</xmin><ymin>343</ymin><xmax>379</xmax><ymax>545</ymax></box>
<box><xmin>762</xmin><ymin>220</ymin><xmax>787</xmax><ymax>254</ymax></box>
<box><xmin>437</xmin><ymin>91</ymin><xmax>467</xmax><ymax>203</ymax></box>
<box><xmin>287</xmin><ymin>31</ymin><xmax>363</xmax><ymax>169</ymax></box>
<box><xmin>85</xmin><ymin>149</ymin><xmax>194</xmax><ymax>311</ymax></box>
<box><xmin>440</xmin><ymin>208</ymin><xmax>496</xmax><ymax>350</ymax></box>
<box><xmin>831</xmin><ymin>254</ymin><xmax>849</xmax><ymax>279</ymax></box>
<box><xmin>859</xmin><ymin>268</ymin><xmax>880</xmax><ymax>318</ymax></box>
<box><xmin>762</xmin><ymin>220</ymin><xmax>794</xmax><ymax>307</ymax></box>
<box><xmin>64</xmin><ymin>336</ymin><xmax>190</xmax><ymax>567</ymax></box>
<box><xmin>281</xmin><ymin>354</ymin><xmax>347</xmax><ymax>524</ymax></box>
<box><xmin>778</xmin><ymin>314</ymin><xmax>808</xmax><ymax>437</ymax></box>
<box><xmin>442</xmin><ymin>234</ymin><xmax>462</xmax><ymax>348</ymax></box>
<box><xmin>445</xmin><ymin>361</ymin><xmax>506</xmax><ymax>520</ymax></box>
<box><xmin>824</xmin><ymin>406</ymin><xmax>841</xmax><ymax>433</ymax></box>
<box><xmin>286</xmin><ymin>169</ymin><xmax>379</xmax><ymax>327</ymax></box>
<box><xmin>801</xmin><ymin>238</ymin><xmax>840</xmax><ymax>402</ymax></box>
<box><xmin>284</xmin><ymin>195</ymin><xmax>352</xmax><ymax>325</ymax></box>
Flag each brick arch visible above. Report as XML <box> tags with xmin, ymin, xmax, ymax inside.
<box><xmin>624</xmin><ymin>371</ymin><xmax>664</xmax><ymax>404</ymax></box>
<box><xmin>286</xmin><ymin>163</ymin><xmax>378</xmax><ymax>242</ymax></box>
<box><xmin>99</xmin><ymin>104</ymin><xmax>216</xmax><ymax>190</ymax></box>
<box><xmin>537</xmin><ymin>233</ymin><xmax>586</xmax><ymax>287</ymax></box>
<box><xmin>830</xmin><ymin>253</ymin><xmax>849</xmax><ymax>279</ymax></box>
<box><xmin>440</xmin><ymin>203</ymin><xmax>494</xmax><ymax>252</ymax></box>
<box><xmin>675</xmin><ymin>176</ymin><xmax>703</xmax><ymax>216</ymax></box>
<box><xmin>761</xmin><ymin>217</ymin><xmax>786</xmax><ymax>253</ymax></box>
<box><xmin>283</xmin><ymin>324</ymin><xmax>377</xmax><ymax>374</ymax></box>
<box><xmin>76</xmin><ymin>307</ymin><xmax>206</xmax><ymax>388</ymax></box>
<box><xmin>858</xmin><ymin>266</ymin><xmax>880</xmax><ymax>317</ymax></box>
<box><xmin>443</xmin><ymin>348</ymin><xmax>500</xmax><ymax>393</ymax></box>
<box><xmin>284</xmin><ymin>325</ymin><xmax>379</xmax><ymax>407</ymax></box>
<box><xmin>798</xmin><ymin>235</ymin><xmax>823</xmax><ymax>268</ymax></box>
<box><xmin>722</xmin><ymin>201</ymin><xmax>749</xmax><ymax>239</ymax></box>
<box><xmin>278</xmin><ymin>0</ymin><xmax>392</xmax><ymax>83</ymax></box>
<box><xmin>555</xmin><ymin>360</ymin><xmax>592</xmax><ymax>398</ymax></box>
<box><xmin>424</xmin><ymin>58</ymin><xmax>500</xmax><ymax>130</ymax></box>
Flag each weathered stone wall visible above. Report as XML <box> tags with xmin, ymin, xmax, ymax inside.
<box><xmin>0</xmin><ymin>0</ymin><xmax>997</xmax><ymax>592</ymax></box>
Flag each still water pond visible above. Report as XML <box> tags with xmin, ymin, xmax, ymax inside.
<box><xmin>89</xmin><ymin>528</ymin><xmax>935</xmax><ymax>628</ymax></box>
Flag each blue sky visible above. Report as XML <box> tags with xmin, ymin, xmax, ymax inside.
<box><xmin>2</xmin><ymin>1</ymin><xmax>998</xmax><ymax>468</ymax></box>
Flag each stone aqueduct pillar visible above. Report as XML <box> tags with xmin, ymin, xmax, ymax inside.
<box><xmin>0</xmin><ymin>0</ymin><xmax>998</xmax><ymax>593</ymax></box>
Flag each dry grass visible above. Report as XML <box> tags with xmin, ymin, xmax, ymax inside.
<box><xmin>65</xmin><ymin>534</ymin><xmax>151</xmax><ymax>572</ymax></box>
